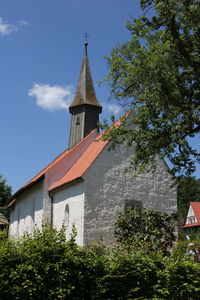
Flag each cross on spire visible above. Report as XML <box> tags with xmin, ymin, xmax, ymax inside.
<box><xmin>83</xmin><ymin>32</ymin><xmax>90</xmax><ymax>56</ymax></box>
<box><xmin>83</xmin><ymin>32</ymin><xmax>90</xmax><ymax>43</ymax></box>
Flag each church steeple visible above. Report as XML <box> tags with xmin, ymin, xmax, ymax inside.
<box><xmin>68</xmin><ymin>42</ymin><xmax>102</xmax><ymax>148</ymax></box>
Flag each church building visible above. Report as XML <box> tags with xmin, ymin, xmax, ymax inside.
<box><xmin>8</xmin><ymin>43</ymin><xmax>177</xmax><ymax>245</ymax></box>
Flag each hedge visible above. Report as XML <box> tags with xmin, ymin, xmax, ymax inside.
<box><xmin>0</xmin><ymin>228</ymin><xmax>200</xmax><ymax>300</ymax></box>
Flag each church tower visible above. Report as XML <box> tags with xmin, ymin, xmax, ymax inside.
<box><xmin>68</xmin><ymin>42</ymin><xmax>102</xmax><ymax>148</ymax></box>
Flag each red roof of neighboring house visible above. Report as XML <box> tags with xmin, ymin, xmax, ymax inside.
<box><xmin>182</xmin><ymin>202</ymin><xmax>200</xmax><ymax>228</ymax></box>
<box><xmin>8</xmin><ymin>117</ymin><xmax>123</xmax><ymax>208</ymax></box>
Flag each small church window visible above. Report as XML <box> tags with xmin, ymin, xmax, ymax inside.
<box><xmin>64</xmin><ymin>204</ymin><xmax>69</xmax><ymax>225</ymax></box>
<box><xmin>124</xmin><ymin>199</ymin><xmax>142</xmax><ymax>210</ymax></box>
<box><xmin>76</xmin><ymin>116</ymin><xmax>80</xmax><ymax>125</ymax></box>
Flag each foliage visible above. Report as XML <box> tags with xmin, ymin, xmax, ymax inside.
<box><xmin>114</xmin><ymin>208</ymin><xmax>177</xmax><ymax>254</ymax></box>
<box><xmin>1</xmin><ymin>227</ymin><xmax>200</xmax><ymax>299</ymax></box>
<box><xmin>189</xmin><ymin>229</ymin><xmax>200</xmax><ymax>241</ymax></box>
<box><xmin>0</xmin><ymin>174</ymin><xmax>12</xmax><ymax>207</ymax></box>
<box><xmin>170</xmin><ymin>239</ymin><xmax>200</xmax><ymax>261</ymax></box>
<box><xmin>0</xmin><ymin>226</ymin><xmax>108</xmax><ymax>300</ymax></box>
<box><xmin>98</xmin><ymin>249</ymin><xmax>163</xmax><ymax>300</ymax></box>
<box><xmin>103</xmin><ymin>0</ymin><xmax>200</xmax><ymax>177</ymax></box>
<box><xmin>177</xmin><ymin>176</ymin><xmax>200</xmax><ymax>218</ymax></box>
<box><xmin>0</xmin><ymin>174</ymin><xmax>11</xmax><ymax>219</ymax></box>
<box><xmin>164</xmin><ymin>260</ymin><xmax>200</xmax><ymax>299</ymax></box>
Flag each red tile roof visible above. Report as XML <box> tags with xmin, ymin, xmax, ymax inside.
<box><xmin>182</xmin><ymin>202</ymin><xmax>200</xmax><ymax>228</ymax></box>
<box><xmin>50</xmin><ymin>118</ymin><xmax>123</xmax><ymax>191</ymax></box>
<box><xmin>8</xmin><ymin>129</ymin><xmax>98</xmax><ymax>207</ymax></box>
<box><xmin>8</xmin><ymin>116</ymin><xmax>124</xmax><ymax>207</ymax></box>
<box><xmin>50</xmin><ymin>134</ymin><xmax>108</xmax><ymax>191</ymax></box>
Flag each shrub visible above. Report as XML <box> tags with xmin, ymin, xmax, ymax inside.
<box><xmin>0</xmin><ymin>227</ymin><xmax>200</xmax><ymax>299</ymax></box>
<box><xmin>98</xmin><ymin>249</ymin><xmax>164</xmax><ymax>300</ymax></box>
<box><xmin>165</xmin><ymin>260</ymin><xmax>200</xmax><ymax>300</ymax></box>
<box><xmin>115</xmin><ymin>208</ymin><xmax>177</xmax><ymax>254</ymax></box>
<box><xmin>0</xmin><ymin>226</ymin><xmax>108</xmax><ymax>299</ymax></box>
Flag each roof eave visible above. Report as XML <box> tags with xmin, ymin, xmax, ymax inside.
<box><xmin>69</xmin><ymin>102</ymin><xmax>102</xmax><ymax>112</ymax></box>
<box><xmin>49</xmin><ymin>177</ymin><xmax>84</xmax><ymax>194</ymax></box>
<box><xmin>182</xmin><ymin>223</ymin><xmax>200</xmax><ymax>229</ymax></box>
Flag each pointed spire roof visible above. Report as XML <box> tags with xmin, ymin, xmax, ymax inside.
<box><xmin>70</xmin><ymin>42</ymin><xmax>102</xmax><ymax>108</ymax></box>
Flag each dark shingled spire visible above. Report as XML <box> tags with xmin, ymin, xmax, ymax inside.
<box><xmin>69</xmin><ymin>42</ymin><xmax>102</xmax><ymax>108</ymax></box>
<box><xmin>68</xmin><ymin>42</ymin><xmax>102</xmax><ymax>148</ymax></box>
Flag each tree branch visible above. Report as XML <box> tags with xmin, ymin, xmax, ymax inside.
<box><xmin>169</xmin><ymin>16</ymin><xmax>200</xmax><ymax>73</ymax></box>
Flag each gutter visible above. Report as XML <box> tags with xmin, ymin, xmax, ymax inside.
<box><xmin>48</xmin><ymin>191</ymin><xmax>54</xmax><ymax>228</ymax></box>
<box><xmin>49</xmin><ymin>177</ymin><xmax>84</xmax><ymax>194</ymax></box>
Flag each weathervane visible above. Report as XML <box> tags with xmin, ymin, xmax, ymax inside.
<box><xmin>83</xmin><ymin>32</ymin><xmax>90</xmax><ymax>56</ymax></box>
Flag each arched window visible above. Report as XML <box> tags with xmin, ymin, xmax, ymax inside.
<box><xmin>64</xmin><ymin>204</ymin><xmax>69</xmax><ymax>225</ymax></box>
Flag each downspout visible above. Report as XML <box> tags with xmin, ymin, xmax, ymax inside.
<box><xmin>48</xmin><ymin>191</ymin><xmax>54</xmax><ymax>228</ymax></box>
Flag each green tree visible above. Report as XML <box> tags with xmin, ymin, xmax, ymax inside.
<box><xmin>177</xmin><ymin>176</ymin><xmax>200</xmax><ymax>219</ymax></box>
<box><xmin>104</xmin><ymin>0</ymin><xmax>200</xmax><ymax>176</ymax></box>
<box><xmin>114</xmin><ymin>208</ymin><xmax>177</xmax><ymax>254</ymax></box>
<box><xmin>0</xmin><ymin>175</ymin><xmax>12</xmax><ymax>219</ymax></box>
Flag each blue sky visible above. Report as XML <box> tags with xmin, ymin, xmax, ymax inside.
<box><xmin>1</xmin><ymin>0</ymin><xmax>200</xmax><ymax>193</ymax></box>
<box><xmin>0</xmin><ymin>0</ymin><xmax>142</xmax><ymax>192</ymax></box>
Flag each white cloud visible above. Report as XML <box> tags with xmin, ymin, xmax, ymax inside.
<box><xmin>102</xmin><ymin>103</ymin><xmax>121</xmax><ymax>116</ymax></box>
<box><xmin>0</xmin><ymin>17</ymin><xmax>28</xmax><ymax>36</ymax></box>
<box><xmin>29</xmin><ymin>83</ymin><xmax>121</xmax><ymax>115</ymax></box>
<box><xmin>28</xmin><ymin>83</ymin><xmax>74</xmax><ymax>112</ymax></box>
<box><xmin>18</xmin><ymin>20</ymin><xmax>28</xmax><ymax>26</ymax></box>
<box><xmin>0</xmin><ymin>18</ymin><xmax>17</xmax><ymax>35</ymax></box>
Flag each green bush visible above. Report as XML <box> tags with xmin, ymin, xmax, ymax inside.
<box><xmin>164</xmin><ymin>260</ymin><xmax>200</xmax><ymax>300</ymax></box>
<box><xmin>170</xmin><ymin>240</ymin><xmax>200</xmax><ymax>261</ymax></box>
<box><xmin>97</xmin><ymin>249</ymin><xmax>164</xmax><ymax>300</ymax></box>
<box><xmin>0</xmin><ymin>226</ymin><xmax>108</xmax><ymax>299</ymax></box>
<box><xmin>0</xmin><ymin>227</ymin><xmax>200</xmax><ymax>299</ymax></box>
<box><xmin>115</xmin><ymin>208</ymin><xmax>177</xmax><ymax>254</ymax></box>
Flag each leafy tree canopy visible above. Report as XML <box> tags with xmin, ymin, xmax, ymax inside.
<box><xmin>104</xmin><ymin>0</ymin><xmax>200</xmax><ymax>176</ymax></box>
<box><xmin>0</xmin><ymin>175</ymin><xmax>12</xmax><ymax>219</ymax></box>
<box><xmin>177</xmin><ymin>176</ymin><xmax>200</xmax><ymax>218</ymax></box>
<box><xmin>0</xmin><ymin>175</ymin><xmax>11</xmax><ymax>207</ymax></box>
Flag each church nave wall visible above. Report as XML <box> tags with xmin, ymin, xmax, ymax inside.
<box><xmin>52</xmin><ymin>182</ymin><xmax>84</xmax><ymax>246</ymax></box>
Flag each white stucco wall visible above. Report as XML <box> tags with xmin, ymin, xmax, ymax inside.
<box><xmin>9</xmin><ymin>180</ymin><xmax>44</xmax><ymax>237</ymax></box>
<box><xmin>52</xmin><ymin>182</ymin><xmax>84</xmax><ymax>246</ymax></box>
<box><xmin>83</xmin><ymin>144</ymin><xmax>177</xmax><ymax>245</ymax></box>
